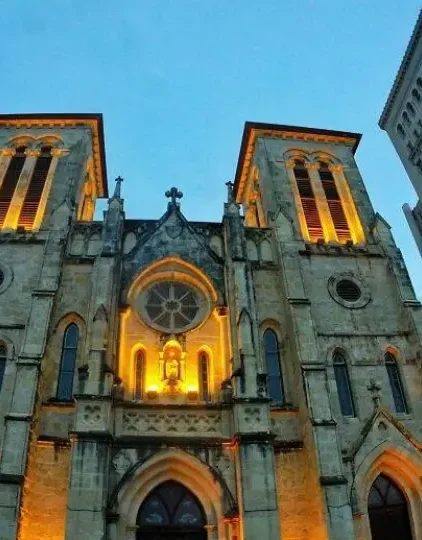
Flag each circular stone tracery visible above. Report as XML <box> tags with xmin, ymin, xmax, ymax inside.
<box><xmin>139</xmin><ymin>281</ymin><xmax>207</xmax><ymax>333</ymax></box>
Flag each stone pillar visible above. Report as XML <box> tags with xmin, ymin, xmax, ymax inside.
<box><xmin>223</xmin><ymin>194</ymin><xmax>280</xmax><ymax>540</ymax></box>
<box><xmin>329</xmin><ymin>164</ymin><xmax>365</xmax><ymax>244</ymax></box>
<box><xmin>3</xmin><ymin>149</ymin><xmax>39</xmax><ymax>230</ymax></box>
<box><xmin>0</xmin><ymin>232</ymin><xmax>65</xmax><ymax>539</ymax></box>
<box><xmin>305</xmin><ymin>162</ymin><xmax>337</xmax><ymax>242</ymax></box>
<box><xmin>0</xmin><ymin>148</ymin><xmax>15</xmax><ymax>190</ymax></box>
<box><xmin>31</xmin><ymin>148</ymin><xmax>63</xmax><ymax>231</ymax></box>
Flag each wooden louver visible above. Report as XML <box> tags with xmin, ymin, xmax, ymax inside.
<box><xmin>18</xmin><ymin>146</ymin><xmax>52</xmax><ymax>229</ymax></box>
<box><xmin>0</xmin><ymin>147</ymin><xmax>26</xmax><ymax>228</ymax></box>
<box><xmin>293</xmin><ymin>161</ymin><xmax>323</xmax><ymax>241</ymax></box>
<box><xmin>319</xmin><ymin>163</ymin><xmax>351</xmax><ymax>242</ymax></box>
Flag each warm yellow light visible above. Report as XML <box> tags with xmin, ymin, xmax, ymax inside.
<box><xmin>147</xmin><ymin>384</ymin><xmax>158</xmax><ymax>392</ymax></box>
<box><xmin>187</xmin><ymin>385</ymin><xmax>198</xmax><ymax>393</ymax></box>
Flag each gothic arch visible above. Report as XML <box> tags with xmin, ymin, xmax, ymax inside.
<box><xmin>110</xmin><ymin>449</ymin><xmax>235</xmax><ymax>539</ymax></box>
<box><xmin>283</xmin><ymin>148</ymin><xmax>311</xmax><ymax>164</ymax></box>
<box><xmin>352</xmin><ymin>442</ymin><xmax>422</xmax><ymax>540</ymax></box>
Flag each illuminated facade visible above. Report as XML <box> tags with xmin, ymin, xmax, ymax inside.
<box><xmin>0</xmin><ymin>115</ymin><xmax>421</xmax><ymax>540</ymax></box>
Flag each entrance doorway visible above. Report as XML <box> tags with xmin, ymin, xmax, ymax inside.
<box><xmin>137</xmin><ymin>481</ymin><xmax>207</xmax><ymax>540</ymax></box>
<box><xmin>368</xmin><ymin>474</ymin><xmax>412</xmax><ymax>540</ymax></box>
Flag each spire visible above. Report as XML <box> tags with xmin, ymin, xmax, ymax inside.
<box><xmin>165</xmin><ymin>186</ymin><xmax>183</xmax><ymax>210</ymax></box>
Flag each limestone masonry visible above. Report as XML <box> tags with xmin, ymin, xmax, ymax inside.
<box><xmin>0</xmin><ymin>115</ymin><xmax>421</xmax><ymax>540</ymax></box>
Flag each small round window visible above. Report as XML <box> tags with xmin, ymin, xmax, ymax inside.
<box><xmin>138</xmin><ymin>281</ymin><xmax>208</xmax><ymax>333</ymax></box>
<box><xmin>328</xmin><ymin>274</ymin><xmax>370</xmax><ymax>309</ymax></box>
<box><xmin>336</xmin><ymin>279</ymin><xmax>361</xmax><ymax>302</ymax></box>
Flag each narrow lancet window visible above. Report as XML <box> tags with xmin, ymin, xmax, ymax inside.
<box><xmin>385</xmin><ymin>351</ymin><xmax>408</xmax><ymax>414</ymax></box>
<box><xmin>18</xmin><ymin>146</ymin><xmax>52</xmax><ymax>229</ymax></box>
<box><xmin>0</xmin><ymin>343</ymin><xmax>7</xmax><ymax>392</ymax></box>
<box><xmin>57</xmin><ymin>323</ymin><xmax>79</xmax><ymax>401</ymax></box>
<box><xmin>333</xmin><ymin>351</ymin><xmax>355</xmax><ymax>417</ymax></box>
<box><xmin>0</xmin><ymin>146</ymin><xmax>26</xmax><ymax>228</ymax></box>
<box><xmin>319</xmin><ymin>162</ymin><xmax>351</xmax><ymax>242</ymax></box>
<box><xmin>264</xmin><ymin>329</ymin><xmax>284</xmax><ymax>403</ymax></box>
<box><xmin>134</xmin><ymin>350</ymin><xmax>144</xmax><ymax>400</ymax></box>
<box><xmin>293</xmin><ymin>160</ymin><xmax>323</xmax><ymax>241</ymax></box>
<box><xmin>198</xmin><ymin>351</ymin><xmax>209</xmax><ymax>401</ymax></box>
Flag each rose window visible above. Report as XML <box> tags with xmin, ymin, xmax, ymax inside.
<box><xmin>139</xmin><ymin>281</ymin><xmax>207</xmax><ymax>333</ymax></box>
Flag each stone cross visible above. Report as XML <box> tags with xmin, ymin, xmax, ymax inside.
<box><xmin>113</xmin><ymin>176</ymin><xmax>123</xmax><ymax>199</ymax></box>
<box><xmin>367</xmin><ymin>378</ymin><xmax>382</xmax><ymax>409</ymax></box>
<box><xmin>225</xmin><ymin>180</ymin><xmax>234</xmax><ymax>203</ymax></box>
<box><xmin>165</xmin><ymin>187</ymin><xmax>183</xmax><ymax>207</ymax></box>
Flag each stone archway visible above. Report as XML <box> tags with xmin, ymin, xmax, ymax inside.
<box><xmin>137</xmin><ymin>480</ymin><xmax>207</xmax><ymax>540</ymax></box>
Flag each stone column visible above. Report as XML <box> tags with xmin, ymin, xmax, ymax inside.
<box><xmin>0</xmin><ymin>148</ymin><xmax>15</xmax><ymax>190</ymax></box>
<box><xmin>3</xmin><ymin>149</ymin><xmax>39</xmax><ymax>230</ymax></box>
<box><xmin>0</xmin><ymin>232</ymin><xmax>65</xmax><ymax>539</ymax></box>
<box><xmin>329</xmin><ymin>164</ymin><xmax>365</xmax><ymax>244</ymax></box>
<box><xmin>223</xmin><ymin>196</ymin><xmax>280</xmax><ymax>540</ymax></box>
<box><xmin>31</xmin><ymin>148</ymin><xmax>64</xmax><ymax>231</ymax></box>
<box><xmin>306</xmin><ymin>162</ymin><xmax>337</xmax><ymax>242</ymax></box>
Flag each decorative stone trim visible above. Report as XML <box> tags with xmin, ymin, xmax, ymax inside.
<box><xmin>328</xmin><ymin>272</ymin><xmax>370</xmax><ymax>309</ymax></box>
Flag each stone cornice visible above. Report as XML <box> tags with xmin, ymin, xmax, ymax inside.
<box><xmin>379</xmin><ymin>9</ymin><xmax>422</xmax><ymax>128</ymax></box>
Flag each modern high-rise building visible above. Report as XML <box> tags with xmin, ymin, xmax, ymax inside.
<box><xmin>0</xmin><ymin>114</ymin><xmax>421</xmax><ymax>540</ymax></box>
<box><xmin>380</xmin><ymin>9</ymin><xmax>422</xmax><ymax>256</ymax></box>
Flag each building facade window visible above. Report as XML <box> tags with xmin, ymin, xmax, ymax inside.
<box><xmin>412</xmin><ymin>88</ymin><xmax>421</xmax><ymax>103</ymax></box>
<box><xmin>368</xmin><ymin>474</ymin><xmax>412</xmax><ymax>540</ymax></box>
<box><xmin>319</xmin><ymin>162</ymin><xmax>352</xmax><ymax>242</ymax></box>
<box><xmin>385</xmin><ymin>351</ymin><xmax>408</xmax><ymax>414</ymax></box>
<box><xmin>134</xmin><ymin>350</ymin><xmax>144</xmax><ymax>400</ymax></box>
<box><xmin>0</xmin><ymin>343</ymin><xmax>7</xmax><ymax>392</ymax></box>
<box><xmin>402</xmin><ymin>111</ymin><xmax>411</xmax><ymax>126</ymax></box>
<box><xmin>264</xmin><ymin>329</ymin><xmax>284</xmax><ymax>403</ymax></box>
<box><xmin>0</xmin><ymin>146</ymin><xmax>26</xmax><ymax>228</ymax></box>
<box><xmin>57</xmin><ymin>323</ymin><xmax>79</xmax><ymax>401</ymax></box>
<box><xmin>293</xmin><ymin>160</ymin><xmax>323</xmax><ymax>241</ymax></box>
<box><xmin>397</xmin><ymin>124</ymin><xmax>406</xmax><ymax>139</ymax></box>
<box><xmin>333</xmin><ymin>351</ymin><xmax>355</xmax><ymax>417</ymax></box>
<box><xmin>198</xmin><ymin>351</ymin><xmax>209</xmax><ymax>401</ymax></box>
<box><xmin>18</xmin><ymin>146</ymin><xmax>52</xmax><ymax>229</ymax></box>
<box><xmin>406</xmin><ymin>102</ymin><xmax>416</xmax><ymax>116</ymax></box>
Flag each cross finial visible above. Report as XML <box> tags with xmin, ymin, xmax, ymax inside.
<box><xmin>367</xmin><ymin>378</ymin><xmax>382</xmax><ymax>409</ymax></box>
<box><xmin>225</xmin><ymin>180</ymin><xmax>234</xmax><ymax>203</ymax></box>
<box><xmin>113</xmin><ymin>176</ymin><xmax>123</xmax><ymax>199</ymax></box>
<box><xmin>165</xmin><ymin>187</ymin><xmax>183</xmax><ymax>208</ymax></box>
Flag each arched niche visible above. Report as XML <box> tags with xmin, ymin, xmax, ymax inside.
<box><xmin>260</xmin><ymin>239</ymin><xmax>273</xmax><ymax>262</ymax></box>
<box><xmin>209</xmin><ymin>235</ymin><xmax>223</xmax><ymax>258</ymax></box>
<box><xmin>246</xmin><ymin>239</ymin><xmax>258</xmax><ymax>261</ymax></box>
<box><xmin>87</xmin><ymin>233</ymin><xmax>102</xmax><ymax>256</ymax></box>
<box><xmin>69</xmin><ymin>232</ymin><xmax>85</xmax><ymax>256</ymax></box>
<box><xmin>123</xmin><ymin>232</ymin><xmax>137</xmax><ymax>254</ymax></box>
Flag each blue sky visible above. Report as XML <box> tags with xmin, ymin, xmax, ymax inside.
<box><xmin>1</xmin><ymin>0</ymin><xmax>421</xmax><ymax>296</ymax></box>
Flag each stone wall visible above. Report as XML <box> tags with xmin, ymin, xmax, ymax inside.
<box><xmin>19</xmin><ymin>442</ymin><xmax>70</xmax><ymax>540</ymax></box>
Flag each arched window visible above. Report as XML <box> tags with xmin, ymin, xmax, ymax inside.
<box><xmin>412</xmin><ymin>88</ymin><xmax>421</xmax><ymax>103</ymax></box>
<box><xmin>264</xmin><ymin>329</ymin><xmax>284</xmax><ymax>403</ymax></box>
<box><xmin>406</xmin><ymin>102</ymin><xmax>416</xmax><ymax>117</ymax></box>
<box><xmin>137</xmin><ymin>481</ymin><xmax>206</xmax><ymax>538</ymax></box>
<box><xmin>0</xmin><ymin>343</ymin><xmax>7</xmax><ymax>392</ymax></box>
<box><xmin>397</xmin><ymin>124</ymin><xmax>406</xmax><ymax>139</ymax></box>
<box><xmin>368</xmin><ymin>474</ymin><xmax>412</xmax><ymax>540</ymax></box>
<box><xmin>198</xmin><ymin>351</ymin><xmax>209</xmax><ymax>401</ymax></box>
<box><xmin>402</xmin><ymin>111</ymin><xmax>411</xmax><ymax>126</ymax></box>
<box><xmin>57</xmin><ymin>324</ymin><xmax>79</xmax><ymax>401</ymax></box>
<box><xmin>18</xmin><ymin>146</ymin><xmax>53</xmax><ymax>229</ymax></box>
<box><xmin>134</xmin><ymin>350</ymin><xmax>144</xmax><ymax>400</ymax></box>
<box><xmin>319</xmin><ymin>162</ymin><xmax>351</xmax><ymax>242</ymax></box>
<box><xmin>293</xmin><ymin>160</ymin><xmax>323</xmax><ymax>241</ymax></box>
<box><xmin>385</xmin><ymin>351</ymin><xmax>408</xmax><ymax>413</ymax></box>
<box><xmin>333</xmin><ymin>351</ymin><xmax>355</xmax><ymax>417</ymax></box>
<box><xmin>0</xmin><ymin>146</ymin><xmax>26</xmax><ymax>228</ymax></box>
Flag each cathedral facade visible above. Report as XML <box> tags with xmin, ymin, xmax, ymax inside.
<box><xmin>0</xmin><ymin>114</ymin><xmax>421</xmax><ymax>540</ymax></box>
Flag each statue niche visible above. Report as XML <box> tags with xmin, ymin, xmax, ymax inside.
<box><xmin>159</xmin><ymin>339</ymin><xmax>185</xmax><ymax>394</ymax></box>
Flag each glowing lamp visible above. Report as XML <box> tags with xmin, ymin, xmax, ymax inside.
<box><xmin>186</xmin><ymin>386</ymin><xmax>199</xmax><ymax>401</ymax></box>
<box><xmin>146</xmin><ymin>385</ymin><xmax>159</xmax><ymax>400</ymax></box>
